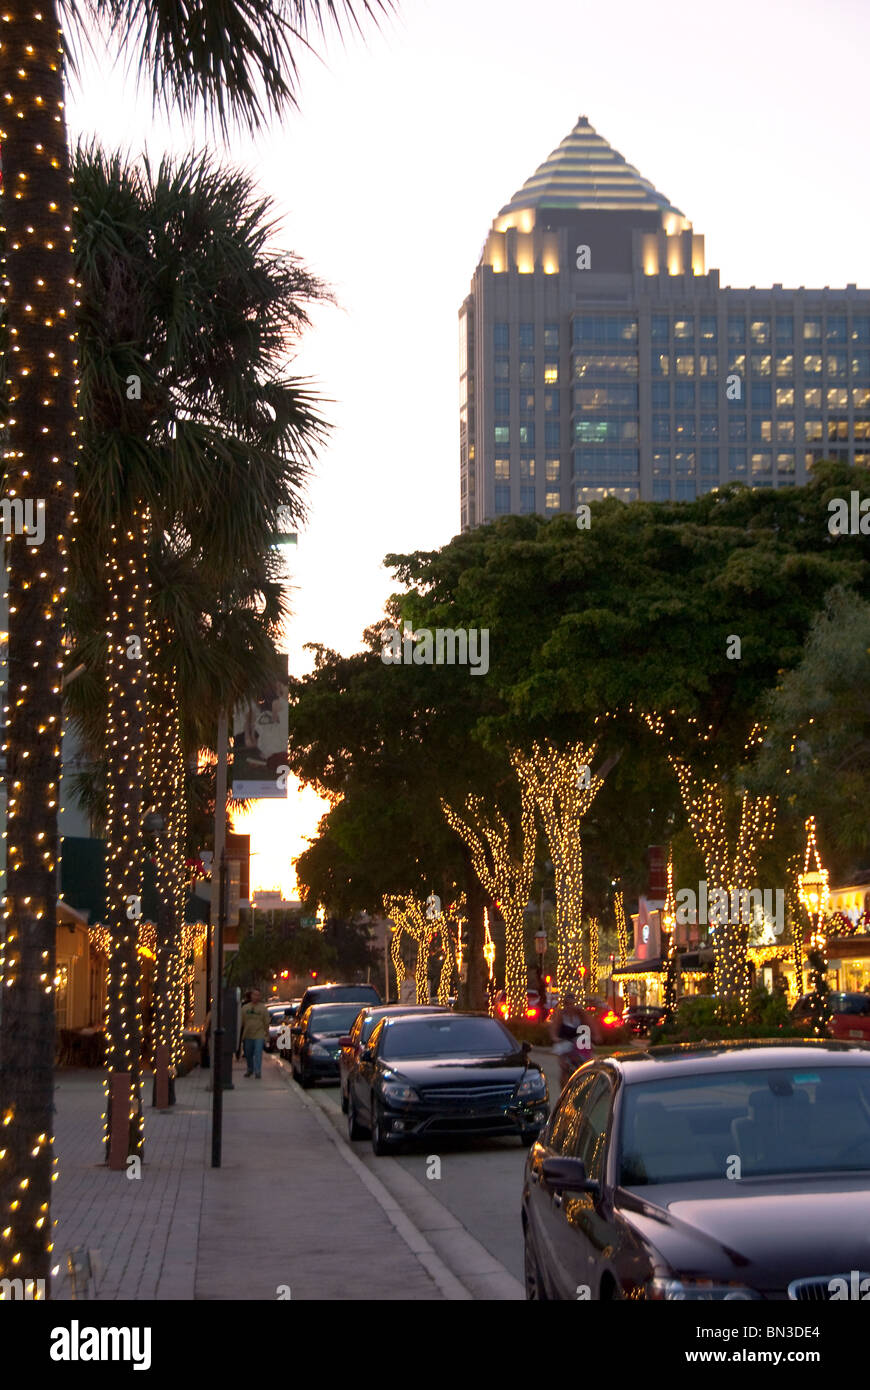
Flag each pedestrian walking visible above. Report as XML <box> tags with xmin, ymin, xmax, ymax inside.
<box><xmin>239</xmin><ymin>988</ymin><xmax>270</xmax><ymax>1078</ymax></box>
<box><xmin>549</xmin><ymin>991</ymin><xmax>593</xmax><ymax>1087</ymax></box>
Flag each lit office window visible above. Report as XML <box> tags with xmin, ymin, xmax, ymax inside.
<box><xmin>853</xmin><ymin>418</ymin><xmax>870</xmax><ymax>440</ymax></box>
<box><xmin>698</xmin><ymin>354</ymin><xmax>718</xmax><ymax>376</ymax></box>
<box><xmin>520</xmin><ymin>457</ymin><xmax>535</xmax><ymax>479</ymax></box>
<box><xmin>729</xmin><ymin>353</ymin><xmax>746</xmax><ymax>375</ymax></box>
<box><xmin>776</xmin><ymin>451</ymin><xmax>795</xmax><ymax>475</ymax></box>
<box><xmin>674</xmin><ymin>319</ymin><xmax>694</xmax><ymax>342</ymax></box>
<box><xmin>545</xmin><ymin>491</ymin><xmax>560</xmax><ymax>510</ymax></box>
<box><xmin>674</xmin><ymin>416</ymin><xmax>696</xmax><ymax>439</ymax></box>
<box><xmin>543</xmin><ymin>360</ymin><xmax>559</xmax><ymax>385</ymax></box>
<box><xmin>853</xmin><ymin>387</ymin><xmax>870</xmax><ymax>409</ymax></box>
<box><xmin>518</xmin><ymin>423</ymin><xmax>535</xmax><ymax>447</ymax></box>
<box><xmin>776</xmin><ymin>387</ymin><xmax>795</xmax><ymax>408</ymax></box>
<box><xmin>674</xmin><ymin>355</ymin><xmax>695</xmax><ymax>377</ymax></box>
<box><xmin>803</xmin><ymin>353</ymin><xmax>823</xmax><ymax>376</ymax></box>
<box><xmin>545</xmin><ymin>458</ymin><xmax>560</xmax><ymax>483</ymax></box>
<box><xmin>494</xmin><ymin>458</ymin><xmax>510</xmax><ymax>480</ymax></box>
<box><xmin>828</xmin><ymin>419</ymin><xmax>850</xmax><ymax>441</ymax></box>
<box><xmin>652</xmin><ymin>449</ymin><xmax>670</xmax><ymax>475</ymax></box>
<box><xmin>495</xmin><ymin>424</ymin><xmax>510</xmax><ymax>445</ymax></box>
<box><xmin>651</xmin><ymin>352</ymin><xmax>670</xmax><ymax>376</ymax></box>
<box><xmin>804</xmin><ymin>419</ymin><xmax>823</xmax><ymax>441</ymax></box>
<box><xmin>804</xmin><ymin>387</ymin><xmax>822</xmax><ymax>408</ymax></box>
<box><xmin>750</xmin><ymin>353</ymin><xmax>772</xmax><ymax>376</ymax></box>
<box><xmin>750</xmin><ymin>319</ymin><xmax>771</xmax><ymax>345</ymax></box>
<box><xmin>700</xmin><ymin>316</ymin><xmax>718</xmax><ymax>342</ymax></box>
<box><xmin>826</xmin><ymin>351</ymin><xmax>847</xmax><ymax>378</ymax></box>
<box><xmin>775</xmin><ymin>354</ymin><xmax>794</xmax><ymax>378</ymax></box>
<box><xmin>519</xmin><ymin>391</ymin><xmax>535</xmax><ymax>415</ymax></box>
<box><xmin>775</xmin><ymin>420</ymin><xmax>795</xmax><ymax>441</ymax></box>
<box><xmin>675</xmin><ymin>450</ymin><xmax>696</xmax><ymax>474</ymax></box>
<box><xmin>827</xmin><ymin>387</ymin><xmax>849</xmax><ymax>409</ymax></box>
<box><xmin>803</xmin><ymin>318</ymin><xmax>822</xmax><ymax>342</ymax></box>
<box><xmin>575</xmin><ymin>353</ymin><xmax>638</xmax><ymax>378</ymax></box>
<box><xmin>853</xmin><ymin>352</ymin><xmax>870</xmax><ymax>380</ymax></box>
<box><xmin>751</xmin><ymin>450</ymin><xmax>773</xmax><ymax>477</ymax></box>
<box><xmin>851</xmin><ymin>317</ymin><xmax>870</xmax><ymax>344</ymax></box>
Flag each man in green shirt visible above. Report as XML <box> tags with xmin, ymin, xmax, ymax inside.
<box><xmin>239</xmin><ymin>988</ymin><xmax>270</xmax><ymax>1078</ymax></box>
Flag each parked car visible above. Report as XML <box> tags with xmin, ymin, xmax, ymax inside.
<box><xmin>495</xmin><ymin>989</ymin><xmax>548</xmax><ymax>1023</ymax></box>
<box><xmin>625</xmin><ymin>1004</ymin><xmax>668</xmax><ymax>1037</ymax></box>
<box><xmin>522</xmin><ymin>1040</ymin><xmax>870</xmax><ymax>1300</ymax></box>
<box><xmin>346</xmin><ymin>1010</ymin><xmax>550</xmax><ymax>1155</ymax></box>
<box><xmin>338</xmin><ymin>1003</ymin><xmax>451</xmax><ymax>1112</ymax></box>
<box><xmin>296</xmin><ymin>982</ymin><xmax>381</xmax><ymax>1017</ymax></box>
<box><xmin>792</xmin><ymin>991</ymin><xmax>870</xmax><ymax>1042</ymax></box>
<box><xmin>582</xmin><ymin>996</ymin><xmax>628</xmax><ymax>1045</ymax></box>
<box><xmin>290</xmin><ymin>1002</ymin><xmax>369</xmax><ymax>1088</ymax></box>
<box><xmin>267</xmin><ymin>1002</ymin><xmax>299</xmax><ymax>1053</ymax></box>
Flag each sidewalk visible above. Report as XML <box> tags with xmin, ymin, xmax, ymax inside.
<box><xmin>51</xmin><ymin>1054</ymin><xmax>445</xmax><ymax>1301</ymax></box>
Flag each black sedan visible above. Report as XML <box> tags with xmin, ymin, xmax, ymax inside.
<box><xmin>338</xmin><ymin>1003</ymin><xmax>451</xmax><ymax>1113</ymax></box>
<box><xmin>290</xmin><ymin>1002</ymin><xmax>367</xmax><ymax>1088</ymax></box>
<box><xmin>346</xmin><ymin>1011</ymin><xmax>550</xmax><ymax>1155</ymax></box>
<box><xmin>522</xmin><ymin>1040</ymin><xmax>870</xmax><ymax>1300</ymax></box>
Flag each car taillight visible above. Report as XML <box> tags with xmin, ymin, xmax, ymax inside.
<box><xmin>526</xmin><ymin>1007</ymin><xmax>538</xmax><ymax>1020</ymax></box>
<box><xmin>498</xmin><ymin>1003</ymin><xmax>508</xmax><ymax>1017</ymax></box>
<box><xmin>602</xmin><ymin>1010</ymin><xmax>622</xmax><ymax>1027</ymax></box>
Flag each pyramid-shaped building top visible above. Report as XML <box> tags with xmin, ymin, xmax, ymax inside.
<box><xmin>498</xmin><ymin>115</ymin><xmax>684</xmax><ymax>219</ymax></box>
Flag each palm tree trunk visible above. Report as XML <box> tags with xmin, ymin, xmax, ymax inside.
<box><xmin>0</xmin><ymin>1</ymin><xmax>78</xmax><ymax>1292</ymax></box>
<box><xmin>148</xmin><ymin>655</ymin><xmax>187</xmax><ymax>1083</ymax></box>
<box><xmin>102</xmin><ymin>507</ymin><xmax>149</xmax><ymax>1160</ymax></box>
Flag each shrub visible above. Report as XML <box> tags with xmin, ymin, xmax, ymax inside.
<box><xmin>651</xmin><ymin>987</ymin><xmax>806</xmax><ymax>1044</ymax></box>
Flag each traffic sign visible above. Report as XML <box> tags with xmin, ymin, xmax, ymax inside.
<box><xmin>534</xmin><ymin>930</ymin><xmax>548</xmax><ymax>956</ymax></box>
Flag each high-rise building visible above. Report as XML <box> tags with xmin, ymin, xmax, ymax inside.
<box><xmin>459</xmin><ymin>116</ymin><xmax>870</xmax><ymax>529</ymax></box>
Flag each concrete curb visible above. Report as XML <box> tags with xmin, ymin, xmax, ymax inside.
<box><xmin>272</xmin><ymin>1056</ymin><xmax>473</xmax><ymax>1301</ymax></box>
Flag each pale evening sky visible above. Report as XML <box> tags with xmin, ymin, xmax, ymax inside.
<box><xmin>65</xmin><ymin>0</ymin><xmax>870</xmax><ymax>895</ymax></box>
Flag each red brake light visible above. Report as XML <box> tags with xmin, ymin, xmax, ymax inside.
<box><xmin>602</xmin><ymin>1010</ymin><xmax>621</xmax><ymax>1027</ymax></box>
<box><xmin>526</xmin><ymin>1007</ymin><xmax>538</xmax><ymax>1020</ymax></box>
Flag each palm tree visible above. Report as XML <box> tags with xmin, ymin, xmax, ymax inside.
<box><xmin>1</xmin><ymin>0</ymin><xmax>389</xmax><ymax>1290</ymax></box>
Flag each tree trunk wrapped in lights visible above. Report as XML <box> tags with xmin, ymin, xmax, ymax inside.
<box><xmin>512</xmin><ymin>741</ymin><xmax>616</xmax><ymax>997</ymax></box>
<box><xmin>442</xmin><ymin>765</ymin><xmax>536</xmax><ymax>1020</ymax></box>
<box><xmin>586</xmin><ymin>916</ymin><xmax>599</xmax><ymax>998</ymax></box>
<box><xmin>0</xmin><ymin>0</ymin><xmax>78</xmax><ymax>1295</ymax></box>
<box><xmin>103</xmin><ymin>507</ymin><xmax>150</xmax><ymax>1161</ymax></box>
<box><xmin>383</xmin><ymin>894</ymin><xmax>431</xmax><ymax>1003</ymax></box>
<box><xmin>147</xmin><ymin>647</ymin><xmax>188</xmax><ymax>1080</ymax></box>
<box><xmin>613</xmin><ymin>888</ymin><xmax>629</xmax><ymax>966</ymax></box>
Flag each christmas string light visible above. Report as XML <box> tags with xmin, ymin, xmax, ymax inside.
<box><xmin>613</xmin><ymin>887</ymin><xmax>629</xmax><ymax>966</ymax></box>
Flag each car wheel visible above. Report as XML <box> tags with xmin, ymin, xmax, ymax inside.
<box><xmin>370</xmin><ymin>1098</ymin><xmax>392</xmax><ymax>1156</ymax></box>
<box><xmin>291</xmin><ymin>1056</ymin><xmax>300</xmax><ymax>1082</ymax></box>
<box><xmin>519</xmin><ymin>1127</ymin><xmax>540</xmax><ymax>1148</ymax></box>
<box><xmin>347</xmin><ymin>1092</ymin><xmax>367</xmax><ymax>1142</ymax></box>
<box><xmin>299</xmin><ymin>1065</ymin><xmax>311</xmax><ymax>1089</ymax></box>
<box><xmin>523</xmin><ymin>1228</ymin><xmax>548</xmax><ymax>1301</ymax></box>
<box><xmin>340</xmin><ymin>1085</ymin><xmax>348</xmax><ymax>1115</ymax></box>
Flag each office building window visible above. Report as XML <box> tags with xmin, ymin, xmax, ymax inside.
<box><xmin>804</xmin><ymin>387</ymin><xmax>822</xmax><ymax>408</ymax></box>
<box><xmin>653</xmin><ymin>479</ymin><xmax>671</xmax><ymax>500</ymax></box>
<box><xmin>727</xmin><ymin>318</ymin><xmax>745</xmax><ymax>345</ymax></box>
<box><xmin>573</xmin><ymin>448</ymin><xmax>639</xmax><ymax>477</ymax></box>
<box><xmin>775</xmin><ymin>354</ymin><xmax>794</xmax><ymax>378</ymax></box>
<box><xmin>853</xmin><ymin>352</ymin><xmax>870</xmax><ymax>381</ymax></box>
<box><xmin>728</xmin><ymin>447</ymin><xmax>748</xmax><ymax>475</ymax></box>
<box><xmin>575</xmin><ymin>384</ymin><xmax>638</xmax><ymax>408</ymax></box>
<box><xmin>729</xmin><ymin>352</ymin><xmax>746</xmax><ymax>376</ymax></box>
<box><xmin>698</xmin><ymin>353</ymin><xmax>718</xmax><ymax>376</ymax></box>
<box><xmin>775</xmin><ymin>316</ymin><xmax>794</xmax><ymax>343</ymax></box>
<box><xmin>826</xmin><ymin>351</ymin><xmax>848</xmax><ymax>378</ymax></box>
<box><xmin>674</xmin><ymin>318</ymin><xmax>694</xmax><ymax>343</ymax></box>
<box><xmin>751</xmin><ymin>382</ymin><xmax>772</xmax><ymax>409</ymax></box>
<box><xmin>519</xmin><ymin>357</ymin><xmax>535</xmax><ymax>385</ymax></box>
<box><xmin>545</xmin><ymin>458</ymin><xmax>560</xmax><ymax>482</ymax></box>
<box><xmin>776</xmin><ymin>451</ymin><xmax>795</xmax><ymax>475</ymax></box>
<box><xmin>545</xmin><ymin>490</ymin><xmax>561</xmax><ymax>510</ymax></box>
<box><xmin>652</xmin><ymin>414</ymin><xmax>670</xmax><ymax>441</ymax></box>
<box><xmin>494</xmin><ymin>424</ymin><xmax>510</xmax><ymax>446</ymax></box>
<box><xmin>751</xmin><ymin>418</ymin><xmax>773</xmax><ymax>442</ymax></box>
<box><xmin>674</xmin><ymin>355</ymin><xmax>696</xmax><ymax>377</ymax></box>
<box><xmin>575</xmin><ymin>353</ymin><xmax>638</xmax><ymax>379</ymax></box>
<box><xmin>776</xmin><ymin>419</ymin><xmax>795</xmax><ymax>442</ymax></box>
<box><xmin>494</xmin><ymin>323</ymin><xmax>509</xmax><ymax>351</ymax></box>
<box><xmin>544</xmin><ymin>390</ymin><xmax>560</xmax><ymax>413</ymax></box>
<box><xmin>545</xmin><ymin>421</ymin><xmax>560</xmax><ymax>450</ymax></box>
<box><xmin>700</xmin><ymin>315</ymin><xmax>718</xmax><ymax>342</ymax></box>
<box><xmin>852</xmin><ymin>317</ymin><xmax>870</xmax><ymax>344</ymax></box>
<box><xmin>700</xmin><ymin>381</ymin><xmax>718</xmax><ymax>409</ymax></box>
<box><xmin>543</xmin><ymin>360</ymin><xmax>559</xmax><ymax>385</ymax></box>
<box><xmin>828</xmin><ymin>418</ymin><xmax>850</xmax><ymax>441</ymax></box>
<box><xmin>827</xmin><ymin>387</ymin><xmax>849</xmax><ymax>409</ymax></box>
<box><xmin>652</xmin><ymin>382</ymin><xmax>670</xmax><ymax>409</ymax></box>
<box><xmin>495</xmin><ymin>388</ymin><xmax>511</xmax><ymax>416</ymax></box>
<box><xmin>804</xmin><ymin>419</ymin><xmax>823</xmax><ymax>441</ymax></box>
<box><xmin>675</xmin><ymin>450</ymin><xmax>696</xmax><ymax>474</ymax></box>
<box><xmin>674</xmin><ymin>415</ymin><xmax>695</xmax><ymax>440</ymax></box>
<box><xmin>519</xmin><ymin>391</ymin><xmax>535</xmax><ymax>415</ymax></box>
<box><xmin>520</xmin><ymin>456</ymin><xmax>535</xmax><ymax>480</ymax></box>
<box><xmin>675</xmin><ymin>478</ymin><xmax>696</xmax><ymax>500</ymax></box>
<box><xmin>651</xmin><ymin>315</ymin><xmax>669</xmax><ymax>342</ymax></box>
<box><xmin>728</xmin><ymin>416</ymin><xmax>747</xmax><ymax>441</ymax></box>
<box><xmin>826</xmin><ymin>316</ymin><xmax>847</xmax><ymax>343</ymax></box>
<box><xmin>854</xmin><ymin>387</ymin><xmax>870</xmax><ymax>409</ymax></box>
<box><xmin>775</xmin><ymin>386</ymin><xmax>795</xmax><ymax>408</ymax></box>
<box><xmin>803</xmin><ymin>353</ymin><xmax>823</xmax><ymax>376</ymax></box>
<box><xmin>751</xmin><ymin>449</ymin><xmax>773</xmax><ymax>477</ymax></box>
<box><xmin>750</xmin><ymin>319</ymin><xmax>771</xmax><ymax>345</ymax></box>
<box><xmin>652</xmin><ymin>351</ymin><xmax>670</xmax><ymax>376</ymax></box>
<box><xmin>519</xmin><ymin>323</ymin><xmax>535</xmax><ymax>351</ymax></box>
<box><xmin>495</xmin><ymin>484</ymin><xmax>511</xmax><ymax>514</ymax></box>
<box><xmin>494</xmin><ymin>356</ymin><xmax>509</xmax><ymax>382</ymax></box>
<box><xmin>674</xmin><ymin>382</ymin><xmax>695</xmax><ymax>408</ymax></box>
<box><xmin>652</xmin><ymin>450</ymin><xmax>670</xmax><ymax>477</ymax></box>
<box><xmin>700</xmin><ymin>447</ymin><xmax>718</xmax><ymax>474</ymax></box>
<box><xmin>700</xmin><ymin>415</ymin><xmax>719</xmax><ymax>440</ymax></box>
<box><xmin>803</xmin><ymin>318</ymin><xmax>822</xmax><ymax>342</ymax></box>
<box><xmin>544</xmin><ymin>324</ymin><xmax>559</xmax><ymax>349</ymax></box>
<box><xmin>573</xmin><ymin>315</ymin><xmax>638</xmax><ymax>345</ymax></box>
<box><xmin>494</xmin><ymin>458</ymin><xmax>510</xmax><ymax>480</ymax></box>
<box><xmin>854</xmin><ymin>420</ymin><xmax>870</xmax><ymax>439</ymax></box>
<box><xmin>518</xmin><ymin>422</ymin><xmax>534</xmax><ymax>447</ymax></box>
<box><xmin>750</xmin><ymin>353</ymin><xmax>772</xmax><ymax>376</ymax></box>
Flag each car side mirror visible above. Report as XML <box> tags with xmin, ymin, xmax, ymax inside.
<box><xmin>541</xmin><ymin>1156</ymin><xmax>600</xmax><ymax>1195</ymax></box>
<box><xmin>521</xmin><ymin>1040</ymin><xmax>532</xmax><ymax>1056</ymax></box>
<box><xmin>338</xmin><ymin>1036</ymin><xmax>354</xmax><ymax>1048</ymax></box>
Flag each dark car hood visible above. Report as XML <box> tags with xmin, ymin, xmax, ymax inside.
<box><xmin>380</xmin><ymin>1055</ymin><xmax>536</xmax><ymax>1087</ymax></box>
<box><xmin>618</xmin><ymin>1176</ymin><xmax>870</xmax><ymax>1289</ymax></box>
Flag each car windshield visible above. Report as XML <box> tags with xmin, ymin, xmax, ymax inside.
<box><xmin>380</xmin><ymin>1016</ymin><xmax>516</xmax><ymax>1060</ymax></box>
<box><xmin>313</xmin><ymin>987</ymin><xmax>378</xmax><ymax>1004</ymax></box>
<box><xmin>830</xmin><ymin>993</ymin><xmax>870</xmax><ymax>1016</ymax></box>
<box><xmin>619</xmin><ymin>1065</ymin><xmax>870</xmax><ymax>1185</ymax></box>
<box><xmin>269</xmin><ymin>1009</ymin><xmax>288</xmax><ymax>1022</ymax></box>
<box><xmin>308</xmin><ymin>1005</ymin><xmax>364</xmax><ymax>1033</ymax></box>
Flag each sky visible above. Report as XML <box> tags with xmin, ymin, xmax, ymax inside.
<box><xmin>65</xmin><ymin>0</ymin><xmax>870</xmax><ymax>896</ymax></box>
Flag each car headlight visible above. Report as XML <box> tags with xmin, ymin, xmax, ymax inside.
<box><xmin>309</xmin><ymin>1043</ymin><xmax>329</xmax><ymax>1058</ymax></box>
<box><xmin>382</xmin><ymin>1081</ymin><xmax>420</xmax><ymax>1104</ymax></box>
<box><xmin>515</xmin><ymin>1071</ymin><xmax>548</xmax><ymax>1099</ymax></box>
<box><xmin>647</xmin><ymin>1278</ymin><xmax>761</xmax><ymax>1301</ymax></box>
